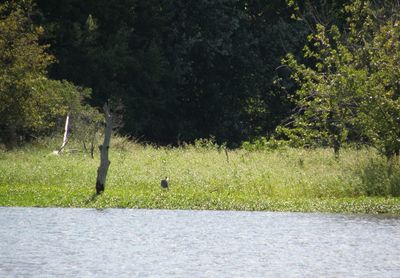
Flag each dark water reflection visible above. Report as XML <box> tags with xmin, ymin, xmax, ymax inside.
<box><xmin>1</xmin><ymin>207</ymin><xmax>399</xmax><ymax>277</ymax></box>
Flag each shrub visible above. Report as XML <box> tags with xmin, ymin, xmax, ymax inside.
<box><xmin>241</xmin><ymin>137</ymin><xmax>288</xmax><ymax>151</ymax></box>
<box><xmin>357</xmin><ymin>158</ymin><xmax>400</xmax><ymax>197</ymax></box>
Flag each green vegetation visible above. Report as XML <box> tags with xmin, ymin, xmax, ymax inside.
<box><xmin>1</xmin><ymin>1</ymin><xmax>400</xmax><ymax>215</ymax></box>
<box><xmin>1</xmin><ymin>139</ymin><xmax>399</xmax><ymax>214</ymax></box>
<box><xmin>0</xmin><ymin>0</ymin><xmax>100</xmax><ymax>148</ymax></box>
<box><xmin>280</xmin><ymin>0</ymin><xmax>400</xmax><ymax>158</ymax></box>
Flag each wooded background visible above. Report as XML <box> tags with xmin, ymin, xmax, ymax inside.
<box><xmin>1</xmin><ymin>0</ymin><xmax>399</xmax><ymax>157</ymax></box>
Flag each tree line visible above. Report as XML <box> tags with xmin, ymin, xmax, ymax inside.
<box><xmin>1</xmin><ymin>0</ymin><xmax>399</xmax><ymax>158</ymax></box>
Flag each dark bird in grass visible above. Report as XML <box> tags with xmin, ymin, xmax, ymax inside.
<box><xmin>161</xmin><ymin>177</ymin><xmax>169</xmax><ymax>189</ymax></box>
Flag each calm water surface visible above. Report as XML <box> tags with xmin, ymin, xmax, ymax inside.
<box><xmin>0</xmin><ymin>207</ymin><xmax>399</xmax><ymax>277</ymax></box>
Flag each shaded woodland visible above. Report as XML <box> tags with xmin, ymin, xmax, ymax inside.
<box><xmin>1</xmin><ymin>0</ymin><xmax>400</xmax><ymax>157</ymax></box>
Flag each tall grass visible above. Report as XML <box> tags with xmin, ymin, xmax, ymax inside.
<box><xmin>0</xmin><ymin>137</ymin><xmax>399</xmax><ymax>213</ymax></box>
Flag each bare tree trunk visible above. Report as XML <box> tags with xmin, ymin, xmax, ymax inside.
<box><xmin>96</xmin><ymin>103</ymin><xmax>113</xmax><ymax>194</ymax></box>
<box><xmin>90</xmin><ymin>135</ymin><xmax>95</xmax><ymax>159</ymax></box>
<box><xmin>333</xmin><ymin>135</ymin><xmax>340</xmax><ymax>159</ymax></box>
<box><xmin>224</xmin><ymin>148</ymin><xmax>230</xmax><ymax>164</ymax></box>
<box><xmin>58</xmin><ymin>114</ymin><xmax>70</xmax><ymax>154</ymax></box>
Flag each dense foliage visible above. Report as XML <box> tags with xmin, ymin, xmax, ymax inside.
<box><xmin>280</xmin><ymin>0</ymin><xmax>400</xmax><ymax>158</ymax></box>
<box><xmin>0</xmin><ymin>0</ymin><xmax>98</xmax><ymax>148</ymax></box>
<box><xmin>32</xmin><ymin>0</ymin><xmax>312</xmax><ymax>145</ymax></box>
<box><xmin>1</xmin><ymin>0</ymin><xmax>400</xmax><ymax>155</ymax></box>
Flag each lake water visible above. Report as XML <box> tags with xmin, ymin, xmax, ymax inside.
<box><xmin>0</xmin><ymin>207</ymin><xmax>399</xmax><ymax>277</ymax></box>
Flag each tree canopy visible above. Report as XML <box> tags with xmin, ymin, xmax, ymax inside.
<box><xmin>279</xmin><ymin>0</ymin><xmax>400</xmax><ymax>158</ymax></box>
<box><xmin>1</xmin><ymin>0</ymin><xmax>400</xmax><ymax>155</ymax></box>
<box><xmin>33</xmin><ymin>0</ymin><xmax>309</xmax><ymax>145</ymax></box>
<box><xmin>0</xmin><ymin>0</ymin><xmax>96</xmax><ymax>147</ymax></box>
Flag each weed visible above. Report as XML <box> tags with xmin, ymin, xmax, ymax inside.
<box><xmin>0</xmin><ymin>139</ymin><xmax>399</xmax><ymax>213</ymax></box>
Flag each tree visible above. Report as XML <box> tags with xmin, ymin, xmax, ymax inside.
<box><xmin>357</xmin><ymin>14</ymin><xmax>400</xmax><ymax>158</ymax></box>
<box><xmin>279</xmin><ymin>0</ymin><xmax>400</xmax><ymax>158</ymax></box>
<box><xmin>279</xmin><ymin>24</ymin><xmax>364</xmax><ymax>155</ymax></box>
<box><xmin>96</xmin><ymin>103</ymin><xmax>113</xmax><ymax>194</ymax></box>
<box><xmin>0</xmin><ymin>0</ymin><xmax>54</xmax><ymax>146</ymax></box>
<box><xmin>0</xmin><ymin>0</ymin><xmax>95</xmax><ymax>148</ymax></box>
<box><xmin>36</xmin><ymin>0</ymin><xmax>312</xmax><ymax>145</ymax></box>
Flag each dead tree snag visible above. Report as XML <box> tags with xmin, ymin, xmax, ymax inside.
<box><xmin>96</xmin><ymin>103</ymin><xmax>113</xmax><ymax>194</ymax></box>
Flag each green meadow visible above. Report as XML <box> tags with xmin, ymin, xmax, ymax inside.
<box><xmin>1</xmin><ymin>137</ymin><xmax>400</xmax><ymax>214</ymax></box>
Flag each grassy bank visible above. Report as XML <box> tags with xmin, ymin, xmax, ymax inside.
<box><xmin>1</xmin><ymin>138</ymin><xmax>400</xmax><ymax>214</ymax></box>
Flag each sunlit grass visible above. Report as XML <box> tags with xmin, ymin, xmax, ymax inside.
<box><xmin>0</xmin><ymin>138</ymin><xmax>399</xmax><ymax>214</ymax></box>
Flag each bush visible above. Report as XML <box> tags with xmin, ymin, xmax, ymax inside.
<box><xmin>241</xmin><ymin>137</ymin><xmax>288</xmax><ymax>151</ymax></box>
<box><xmin>193</xmin><ymin>137</ymin><xmax>220</xmax><ymax>150</ymax></box>
<box><xmin>357</xmin><ymin>158</ymin><xmax>400</xmax><ymax>197</ymax></box>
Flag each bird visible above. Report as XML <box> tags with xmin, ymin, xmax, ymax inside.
<box><xmin>161</xmin><ymin>177</ymin><xmax>169</xmax><ymax>189</ymax></box>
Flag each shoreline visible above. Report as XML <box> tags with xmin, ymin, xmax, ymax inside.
<box><xmin>2</xmin><ymin>203</ymin><xmax>400</xmax><ymax>218</ymax></box>
<box><xmin>1</xmin><ymin>185</ymin><xmax>399</xmax><ymax>214</ymax></box>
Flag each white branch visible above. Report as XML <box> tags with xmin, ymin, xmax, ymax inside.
<box><xmin>57</xmin><ymin>114</ymin><xmax>70</xmax><ymax>154</ymax></box>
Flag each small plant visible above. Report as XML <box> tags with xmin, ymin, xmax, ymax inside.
<box><xmin>71</xmin><ymin>107</ymin><xmax>103</xmax><ymax>158</ymax></box>
<box><xmin>241</xmin><ymin>137</ymin><xmax>288</xmax><ymax>151</ymax></box>
<box><xmin>194</xmin><ymin>136</ymin><xmax>219</xmax><ymax>150</ymax></box>
<box><xmin>298</xmin><ymin>158</ymin><xmax>304</xmax><ymax>168</ymax></box>
<box><xmin>110</xmin><ymin>135</ymin><xmax>140</xmax><ymax>151</ymax></box>
<box><xmin>357</xmin><ymin>158</ymin><xmax>400</xmax><ymax>197</ymax></box>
